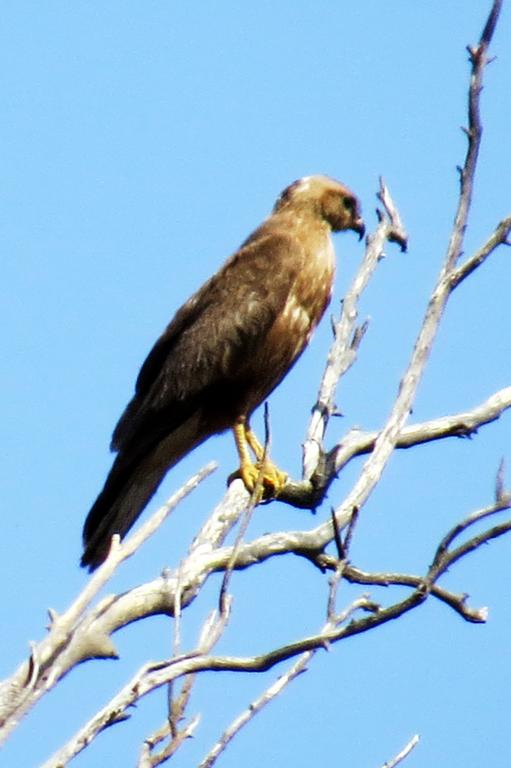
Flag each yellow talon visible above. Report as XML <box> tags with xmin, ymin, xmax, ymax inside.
<box><xmin>229</xmin><ymin>418</ymin><xmax>288</xmax><ymax>500</ymax></box>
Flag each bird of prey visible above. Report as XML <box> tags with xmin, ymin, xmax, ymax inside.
<box><xmin>81</xmin><ymin>175</ymin><xmax>364</xmax><ymax>570</ymax></box>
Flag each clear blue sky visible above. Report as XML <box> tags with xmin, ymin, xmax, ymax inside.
<box><xmin>2</xmin><ymin>3</ymin><xmax>511</xmax><ymax>766</ymax></box>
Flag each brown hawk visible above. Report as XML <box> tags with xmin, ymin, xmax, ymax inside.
<box><xmin>81</xmin><ymin>175</ymin><xmax>364</xmax><ymax>569</ymax></box>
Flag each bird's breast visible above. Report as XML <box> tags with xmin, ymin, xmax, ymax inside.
<box><xmin>249</xmin><ymin>233</ymin><xmax>335</xmax><ymax>393</ymax></box>
<box><xmin>291</xmin><ymin>232</ymin><xmax>335</xmax><ymax>334</ymax></box>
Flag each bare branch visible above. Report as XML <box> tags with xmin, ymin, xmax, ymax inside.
<box><xmin>450</xmin><ymin>215</ymin><xmax>511</xmax><ymax>288</ymax></box>
<box><xmin>448</xmin><ymin>0</ymin><xmax>502</xmax><ymax>272</ymax></box>
<box><xmin>0</xmin><ymin>463</ymin><xmax>216</xmax><ymax>745</ymax></box>
<box><xmin>303</xmin><ymin>183</ymin><xmax>407</xmax><ymax>481</ymax></box>
<box><xmin>42</xmin><ymin>603</ymin><xmax>232</xmax><ymax>768</ymax></box>
<box><xmin>198</xmin><ymin>650</ymin><xmax>311</xmax><ymax>768</ymax></box>
<box><xmin>138</xmin><ymin>714</ymin><xmax>200</xmax><ymax>768</ymax></box>
<box><xmin>280</xmin><ymin>386</ymin><xmax>511</xmax><ymax>508</ymax></box>
<box><xmin>43</xmin><ymin>473</ymin><xmax>509</xmax><ymax>767</ymax></box>
<box><xmin>432</xmin><ymin>494</ymin><xmax>511</xmax><ymax>569</ymax></box>
<box><xmin>381</xmin><ymin>734</ymin><xmax>420</xmax><ymax>768</ymax></box>
<box><xmin>331</xmin><ymin>386</ymin><xmax>511</xmax><ymax>472</ymax></box>
<box><xmin>200</xmin><ymin>552</ymin><xmax>372</xmax><ymax>768</ymax></box>
<box><xmin>342</xmin><ymin>565</ymin><xmax>487</xmax><ymax>624</ymax></box>
<box><xmin>496</xmin><ymin>458</ymin><xmax>506</xmax><ymax>502</ymax></box>
<box><xmin>377</xmin><ymin>177</ymin><xmax>408</xmax><ymax>251</ymax></box>
<box><xmin>216</xmin><ymin>480</ymin><xmax>510</xmax><ymax>625</ymax></box>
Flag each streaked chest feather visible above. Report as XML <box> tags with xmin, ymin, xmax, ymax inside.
<box><xmin>268</xmin><ymin>234</ymin><xmax>335</xmax><ymax>365</ymax></box>
<box><xmin>286</xmin><ymin>234</ymin><xmax>335</xmax><ymax>336</ymax></box>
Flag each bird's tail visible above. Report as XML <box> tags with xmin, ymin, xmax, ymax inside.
<box><xmin>81</xmin><ymin>413</ymin><xmax>205</xmax><ymax>571</ymax></box>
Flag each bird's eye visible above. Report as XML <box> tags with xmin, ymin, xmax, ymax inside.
<box><xmin>343</xmin><ymin>196</ymin><xmax>355</xmax><ymax>212</ymax></box>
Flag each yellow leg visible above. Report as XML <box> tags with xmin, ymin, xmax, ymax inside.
<box><xmin>245</xmin><ymin>427</ymin><xmax>265</xmax><ymax>461</ymax></box>
<box><xmin>233</xmin><ymin>420</ymin><xmax>255</xmax><ymax>471</ymax></box>
<box><xmin>230</xmin><ymin>418</ymin><xmax>288</xmax><ymax>499</ymax></box>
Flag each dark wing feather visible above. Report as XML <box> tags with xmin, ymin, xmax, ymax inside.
<box><xmin>111</xmin><ymin>230</ymin><xmax>304</xmax><ymax>454</ymax></box>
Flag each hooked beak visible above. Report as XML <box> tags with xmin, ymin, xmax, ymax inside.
<box><xmin>352</xmin><ymin>217</ymin><xmax>366</xmax><ymax>241</ymax></box>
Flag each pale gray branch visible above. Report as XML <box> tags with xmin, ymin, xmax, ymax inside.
<box><xmin>381</xmin><ymin>734</ymin><xmax>420</xmax><ymax>768</ymax></box>
<box><xmin>41</xmin><ymin>601</ymin><xmax>232</xmax><ymax>768</ymax></box>
<box><xmin>0</xmin><ymin>464</ymin><xmax>216</xmax><ymax>745</ymax></box>
<box><xmin>331</xmin><ymin>385</ymin><xmax>511</xmax><ymax>473</ymax></box>
<box><xmin>281</xmin><ymin>386</ymin><xmax>511</xmax><ymax>507</ymax></box>
<box><xmin>450</xmin><ymin>214</ymin><xmax>511</xmax><ymax>288</ymax></box>
<box><xmin>303</xmin><ymin>179</ymin><xmax>407</xmax><ymax>481</ymax></box>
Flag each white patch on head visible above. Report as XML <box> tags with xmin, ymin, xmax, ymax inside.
<box><xmin>296</xmin><ymin>176</ymin><xmax>313</xmax><ymax>192</ymax></box>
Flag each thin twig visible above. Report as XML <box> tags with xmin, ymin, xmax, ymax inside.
<box><xmin>450</xmin><ymin>215</ymin><xmax>511</xmax><ymax>288</ymax></box>
<box><xmin>495</xmin><ymin>458</ymin><xmax>506</xmax><ymax>502</ymax></box>
<box><xmin>432</xmin><ymin>494</ymin><xmax>511</xmax><ymax>568</ymax></box>
<box><xmin>139</xmin><ymin>714</ymin><xmax>200</xmax><ymax>768</ymax></box>
<box><xmin>381</xmin><ymin>734</ymin><xmax>420</xmax><ymax>768</ymax></box>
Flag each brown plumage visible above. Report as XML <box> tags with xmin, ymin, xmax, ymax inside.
<box><xmin>81</xmin><ymin>175</ymin><xmax>364</xmax><ymax>570</ymax></box>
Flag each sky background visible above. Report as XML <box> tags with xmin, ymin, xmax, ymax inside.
<box><xmin>2</xmin><ymin>2</ymin><xmax>511</xmax><ymax>766</ymax></box>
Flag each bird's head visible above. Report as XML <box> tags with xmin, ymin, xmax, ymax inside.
<box><xmin>274</xmin><ymin>175</ymin><xmax>365</xmax><ymax>239</ymax></box>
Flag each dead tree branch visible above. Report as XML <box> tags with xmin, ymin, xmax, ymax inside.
<box><xmin>0</xmin><ymin>464</ymin><xmax>217</xmax><ymax>743</ymax></box>
<box><xmin>40</xmin><ymin>477</ymin><xmax>511</xmax><ymax>765</ymax></box>
<box><xmin>381</xmin><ymin>734</ymin><xmax>420</xmax><ymax>768</ymax></box>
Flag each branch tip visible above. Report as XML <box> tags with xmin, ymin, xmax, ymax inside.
<box><xmin>376</xmin><ymin>179</ymin><xmax>408</xmax><ymax>251</ymax></box>
<box><xmin>330</xmin><ymin>508</ymin><xmax>345</xmax><ymax>560</ymax></box>
<box><xmin>495</xmin><ymin>458</ymin><xmax>506</xmax><ymax>502</ymax></box>
<box><xmin>46</xmin><ymin>608</ymin><xmax>60</xmax><ymax>628</ymax></box>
